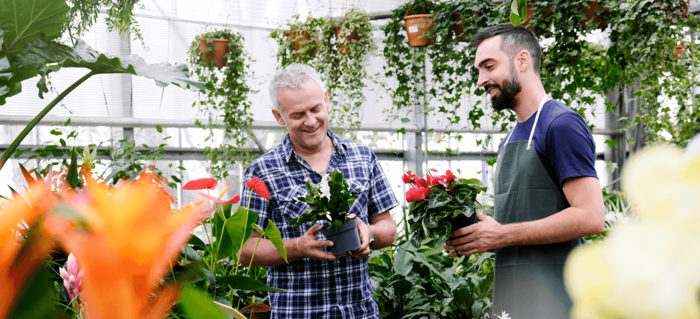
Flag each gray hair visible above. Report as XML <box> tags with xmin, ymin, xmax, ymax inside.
<box><xmin>269</xmin><ymin>63</ymin><xmax>326</xmax><ymax>111</ymax></box>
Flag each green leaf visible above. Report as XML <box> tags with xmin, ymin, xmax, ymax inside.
<box><xmin>511</xmin><ymin>0</ymin><xmax>520</xmax><ymax>16</ymax></box>
<box><xmin>64</xmin><ymin>118</ymin><xmax>71</xmax><ymax>126</ymax></box>
<box><xmin>226</xmin><ymin>206</ymin><xmax>259</xmax><ymax>256</ymax></box>
<box><xmin>265</xmin><ymin>219</ymin><xmax>288</xmax><ymax>263</ymax></box>
<box><xmin>156</xmin><ymin>124</ymin><xmax>163</xmax><ymax>133</ymax></box>
<box><xmin>218</xmin><ymin>275</ymin><xmax>287</xmax><ymax>292</ymax></box>
<box><xmin>9</xmin><ymin>265</ymin><xmax>58</xmax><ymax>319</ymax></box>
<box><xmin>518</xmin><ymin>0</ymin><xmax>528</xmax><ymax>20</ymax></box>
<box><xmin>189</xmin><ymin>234</ymin><xmax>207</xmax><ymax>250</ymax></box>
<box><xmin>11</xmin><ymin>38</ymin><xmax>206</xmax><ymax>93</ymax></box>
<box><xmin>0</xmin><ymin>0</ymin><xmax>69</xmax><ymax>58</ymax></box>
<box><xmin>393</xmin><ymin>243</ymin><xmax>414</xmax><ymax>276</ymax></box>
<box><xmin>510</xmin><ymin>13</ymin><xmax>521</xmax><ymax>27</ymax></box>
<box><xmin>66</xmin><ymin>148</ymin><xmax>80</xmax><ymax>189</ymax></box>
<box><xmin>179</xmin><ymin>286</ymin><xmax>227</xmax><ymax>319</ymax></box>
<box><xmin>428</xmin><ymin>188</ymin><xmax>451</xmax><ymax>209</ymax></box>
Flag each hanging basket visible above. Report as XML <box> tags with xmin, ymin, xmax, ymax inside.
<box><xmin>199</xmin><ymin>38</ymin><xmax>229</xmax><ymax>68</ymax></box>
<box><xmin>581</xmin><ymin>1</ymin><xmax>607</xmax><ymax>30</ymax></box>
<box><xmin>334</xmin><ymin>23</ymin><xmax>360</xmax><ymax>55</ymax></box>
<box><xmin>522</xmin><ymin>2</ymin><xmax>555</xmax><ymax>35</ymax></box>
<box><xmin>285</xmin><ymin>27</ymin><xmax>319</xmax><ymax>58</ymax></box>
<box><xmin>452</xmin><ymin>12</ymin><xmax>467</xmax><ymax>43</ymax></box>
<box><xmin>676</xmin><ymin>44</ymin><xmax>688</xmax><ymax>59</ymax></box>
<box><xmin>403</xmin><ymin>14</ymin><xmax>434</xmax><ymax>47</ymax></box>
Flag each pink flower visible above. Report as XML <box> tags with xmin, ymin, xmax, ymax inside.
<box><xmin>59</xmin><ymin>253</ymin><xmax>84</xmax><ymax>302</ymax></box>
<box><xmin>401</xmin><ymin>172</ymin><xmax>417</xmax><ymax>184</ymax></box>
<box><xmin>415</xmin><ymin>178</ymin><xmax>429</xmax><ymax>188</ymax></box>
<box><xmin>199</xmin><ymin>193</ymin><xmax>241</xmax><ymax>204</ymax></box>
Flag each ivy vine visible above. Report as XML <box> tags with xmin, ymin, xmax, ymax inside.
<box><xmin>187</xmin><ymin>29</ymin><xmax>256</xmax><ymax>180</ymax></box>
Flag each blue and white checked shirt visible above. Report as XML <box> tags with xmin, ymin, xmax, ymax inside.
<box><xmin>240</xmin><ymin>130</ymin><xmax>399</xmax><ymax>319</ymax></box>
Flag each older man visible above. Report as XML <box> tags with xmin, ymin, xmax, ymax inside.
<box><xmin>239</xmin><ymin>63</ymin><xmax>398</xmax><ymax>318</ymax></box>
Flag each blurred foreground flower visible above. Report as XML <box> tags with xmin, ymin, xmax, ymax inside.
<box><xmin>565</xmin><ymin>145</ymin><xmax>700</xmax><ymax>319</ymax></box>
<box><xmin>0</xmin><ymin>181</ymin><xmax>55</xmax><ymax>318</ymax></box>
<box><xmin>45</xmin><ymin>173</ymin><xmax>203</xmax><ymax>319</ymax></box>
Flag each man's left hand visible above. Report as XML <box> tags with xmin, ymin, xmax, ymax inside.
<box><xmin>444</xmin><ymin>214</ymin><xmax>506</xmax><ymax>257</ymax></box>
<box><xmin>345</xmin><ymin>214</ymin><xmax>371</xmax><ymax>259</ymax></box>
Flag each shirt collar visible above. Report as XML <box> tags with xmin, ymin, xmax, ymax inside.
<box><xmin>281</xmin><ymin>129</ymin><xmax>346</xmax><ymax>163</ymax></box>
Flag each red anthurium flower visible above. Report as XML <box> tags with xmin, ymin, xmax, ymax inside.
<box><xmin>415</xmin><ymin>178</ymin><xmax>429</xmax><ymax>188</ymax></box>
<box><xmin>245</xmin><ymin>178</ymin><xmax>271</xmax><ymax>200</ymax></box>
<box><xmin>406</xmin><ymin>187</ymin><xmax>430</xmax><ymax>203</ymax></box>
<box><xmin>430</xmin><ymin>168</ymin><xmax>438</xmax><ymax>172</ymax></box>
<box><xmin>199</xmin><ymin>193</ymin><xmax>241</xmax><ymax>204</ymax></box>
<box><xmin>182</xmin><ymin>178</ymin><xmax>217</xmax><ymax>190</ymax></box>
<box><xmin>401</xmin><ymin>172</ymin><xmax>417</xmax><ymax>184</ymax></box>
<box><xmin>202</xmin><ymin>209</ymin><xmax>216</xmax><ymax>218</ymax></box>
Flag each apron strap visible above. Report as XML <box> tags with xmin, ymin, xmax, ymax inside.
<box><xmin>526</xmin><ymin>94</ymin><xmax>550</xmax><ymax>150</ymax></box>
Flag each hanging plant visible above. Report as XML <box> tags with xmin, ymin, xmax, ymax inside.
<box><xmin>270</xmin><ymin>14</ymin><xmax>324</xmax><ymax>67</ymax></box>
<box><xmin>382</xmin><ymin>0</ymin><xmax>440</xmax><ymax>130</ymax></box>
<box><xmin>187</xmin><ymin>29</ymin><xmax>256</xmax><ymax>179</ymax></box>
<box><xmin>318</xmin><ymin>8</ymin><xmax>377</xmax><ymax>138</ymax></box>
<box><xmin>63</xmin><ymin>0</ymin><xmax>147</xmax><ymax>48</ymax></box>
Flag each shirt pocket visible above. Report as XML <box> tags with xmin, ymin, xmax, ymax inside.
<box><xmin>348</xmin><ymin>178</ymin><xmax>371</xmax><ymax>220</ymax></box>
<box><xmin>275</xmin><ymin>185</ymin><xmax>310</xmax><ymax>220</ymax></box>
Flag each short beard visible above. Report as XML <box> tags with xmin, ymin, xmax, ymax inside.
<box><xmin>486</xmin><ymin>72</ymin><xmax>522</xmax><ymax>111</ymax></box>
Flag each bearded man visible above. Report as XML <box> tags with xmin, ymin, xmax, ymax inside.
<box><xmin>443</xmin><ymin>23</ymin><xmax>605</xmax><ymax>318</ymax></box>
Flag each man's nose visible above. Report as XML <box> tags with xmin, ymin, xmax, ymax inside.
<box><xmin>477</xmin><ymin>72</ymin><xmax>487</xmax><ymax>88</ymax></box>
<box><xmin>304</xmin><ymin>112</ymin><xmax>317</xmax><ymax>127</ymax></box>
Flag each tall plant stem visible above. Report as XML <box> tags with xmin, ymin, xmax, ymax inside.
<box><xmin>233</xmin><ymin>194</ymin><xmax>253</xmax><ymax>276</ymax></box>
<box><xmin>0</xmin><ymin>71</ymin><xmax>97</xmax><ymax>168</ymax></box>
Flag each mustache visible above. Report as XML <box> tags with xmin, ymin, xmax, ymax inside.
<box><xmin>483</xmin><ymin>83</ymin><xmax>500</xmax><ymax>92</ymax></box>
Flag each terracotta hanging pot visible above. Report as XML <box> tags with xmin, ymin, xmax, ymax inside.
<box><xmin>522</xmin><ymin>2</ymin><xmax>555</xmax><ymax>34</ymax></box>
<box><xmin>199</xmin><ymin>38</ymin><xmax>229</xmax><ymax>68</ymax></box>
<box><xmin>334</xmin><ymin>22</ymin><xmax>360</xmax><ymax>55</ymax></box>
<box><xmin>404</xmin><ymin>14</ymin><xmax>434</xmax><ymax>47</ymax></box>
<box><xmin>581</xmin><ymin>1</ymin><xmax>608</xmax><ymax>29</ymax></box>
<box><xmin>452</xmin><ymin>12</ymin><xmax>467</xmax><ymax>42</ymax></box>
<box><xmin>676</xmin><ymin>44</ymin><xmax>688</xmax><ymax>59</ymax></box>
<box><xmin>657</xmin><ymin>0</ymin><xmax>690</xmax><ymax>19</ymax></box>
<box><xmin>286</xmin><ymin>27</ymin><xmax>319</xmax><ymax>58</ymax></box>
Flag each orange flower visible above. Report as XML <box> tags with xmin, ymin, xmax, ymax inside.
<box><xmin>45</xmin><ymin>173</ymin><xmax>202</xmax><ymax>319</ymax></box>
<box><xmin>0</xmin><ymin>181</ymin><xmax>55</xmax><ymax>318</ymax></box>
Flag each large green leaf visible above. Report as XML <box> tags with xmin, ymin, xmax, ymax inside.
<box><xmin>393</xmin><ymin>243</ymin><xmax>414</xmax><ymax>276</ymax></box>
<box><xmin>264</xmin><ymin>219</ymin><xmax>288</xmax><ymax>263</ymax></box>
<box><xmin>12</xmin><ymin>38</ymin><xmax>205</xmax><ymax>93</ymax></box>
<box><xmin>179</xmin><ymin>286</ymin><xmax>227</xmax><ymax>319</ymax></box>
<box><xmin>0</xmin><ymin>0</ymin><xmax>69</xmax><ymax>58</ymax></box>
<box><xmin>226</xmin><ymin>206</ymin><xmax>259</xmax><ymax>256</ymax></box>
<box><xmin>218</xmin><ymin>275</ymin><xmax>287</xmax><ymax>292</ymax></box>
<box><xmin>428</xmin><ymin>188</ymin><xmax>451</xmax><ymax>209</ymax></box>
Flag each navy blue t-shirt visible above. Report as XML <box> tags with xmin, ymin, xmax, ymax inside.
<box><xmin>497</xmin><ymin>99</ymin><xmax>598</xmax><ymax>187</ymax></box>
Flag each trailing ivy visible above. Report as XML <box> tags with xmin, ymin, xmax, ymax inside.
<box><xmin>187</xmin><ymin>30</ymin><xmax>256</xmax><ymax>180</ymax></box>
<box><xmin>270</xmin><ymin>14</ymin><xmax>324</xmax><ymax>68</ymax></box>
<box><xmin>63</xmin><ymin>0</ymin><xmax>146</xmax><ymax>48</ymax></box>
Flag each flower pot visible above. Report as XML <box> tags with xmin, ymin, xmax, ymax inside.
<box><xmin>199</xmin><ymin>38</ymin><xmax>229</xmax><ymax>68</ymax></box>
<box><xmin>285</xmin><ymin>28</ymin><xmax>319</xmax><ymax>58</ymax></box>
<box><xmin>657</xmin><ymin>0</ymin><xmax>690</xmax><ymax>19</ymax></box>
<box><xmin>581</xmin><ymin>1</ymin><xmax>607</xmax><ymax>29</ymax></box>
<box><xmin>445</xmin><ymin>211</ymin><xmax>478</xmax><ymax>240</ymax></box>
<box><xmin>676</xmin><ymin>44</ymin><xmax>688</xmax><ymax>59</ymax></box>
<box><xmin>403</xmin><ymin>14</ymin><xmax>434</xmax><ymax>47</ymax></box>
<box><xmin>334</xmin><ymin>23</ymin><xmax>360</xmax><ymax>55</ymax></box>
<box><xmin>321</xmin><ymin>218</ymin><xmax>361</xmax><ymax>256</ymax></box>
<box><xmin>522</xmin><ymin>3</ymin><xmax>555</xmax><ymax>34</ymax></box>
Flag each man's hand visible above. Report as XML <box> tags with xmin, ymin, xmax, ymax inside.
<box><xmin>298</xmin><ymin>224</ymin><xmax>340</xmax><ymax>261</ymax></box>
<box><xmin>444</xmin><ymin>214</ymin><xmax>506</xmax><ymax>257</ymax></box>
<box><xmin>345</xmin><ymin>214</ymin><xmax>371</xmax><ymax>259</ymax></box>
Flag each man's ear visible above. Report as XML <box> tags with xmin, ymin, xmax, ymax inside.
<box><xmin>324</xmin><ymin>91</ymin><xmax>330</xmax><ymax>111</ymax></box>
<box><xmin>272</xmin><ymin>109</ymin><xmax>285</xmax><ymax>126</ymax></box>
<box><xmin>516</xmin><ymin>50</ymin><xmax>531</xmax><ymax>73</ymax></box>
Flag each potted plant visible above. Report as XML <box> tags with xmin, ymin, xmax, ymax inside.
<box><xmin>404</xmin><ymin>14</ymin><xmax>435</xmax><ymax>47</ymax></box>
<box><xmin>270</xmin><ymin>14</ymin><xmax>324</xmax><ymax>67</ymax></box>
<box><xmin>187</xmin><ymin>29</ymin><xmax>256</xmax><ymax>180</ymax></box>
<box><xmin>289</xmin><ymin>170</ymin><xmax>362</xmax><ymax>256</ymax></box>
<box><xmin>581</xmin><ymin>0</ymin><xmax>607</xmax><ymax>29</ymax></box>
<box><xmin>402</xmin><ymin>169</ymin><xmax>486</xmax><ymax>248</ymax></box>
<box><xmin>199</xmin><ymin>37</ymin><xmax>230</xmax><ymax>68</ymax></box>
<box><xmin>317</xmin><ymin>7</ymin><xmax>377</xmax><ymax>138</ymax></box>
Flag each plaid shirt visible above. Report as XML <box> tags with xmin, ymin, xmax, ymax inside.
<box><xmin>241</xmin><ymin>130</ymin><xmax>399</xmax><ymax>319</ymax></box>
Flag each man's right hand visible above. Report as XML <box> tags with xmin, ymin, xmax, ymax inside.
<box><xmin>297</xmin><ymin>224</ymin><xmax>339</xmax><ymax>261</ymax></box>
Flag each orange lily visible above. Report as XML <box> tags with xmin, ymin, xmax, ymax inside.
<box><xmin>0</xmin><ymin>181</ymin><xmax>55</xmax><ymax>318</ymax></box>
<box><xmin>45</xmin><ymin>172</ymin><xmax>202</xmax><ymax>319</ymax></box>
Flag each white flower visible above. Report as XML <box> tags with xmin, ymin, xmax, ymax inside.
<box><xmin>494</xmin><ymin>311</ymin><xmax>511</xmax><ymax>319</ymax></box>
<box><xmin>319</xmin><ymin>174</ymin><xmax>331</xmax><ymax>200</ymax></box>
<box><xmin>325</xmin><ymin>212</ymin><xmax>332</xmax><ymax>222</ymax></box>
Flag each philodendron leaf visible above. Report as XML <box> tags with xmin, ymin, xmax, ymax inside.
<box><xmin>10</xmin><ymin>38</ymin><xmax>205</xmax><ymax>98</ymax></box>
<box><xmin>265</xmin><ymin>219</ymin><xmax>288</xmax><ymax>263</ymax></box>
<box><xmin>218</xmin><ymin>275</ymin><xmax>287</xmax><ymax>292</ymax></box>
<box><xmin>226</xmin><ymin>206</ymin><xmax>259</xmax><ymax>256</ymax></box>
<box><xmin>179</xmin><ymin>286</ymin><xmax>227</xmax><ymax>319</ymax></box>
<box><xmin>0</xmin><ymin>0</ymin><xmax>69</xmax><ymax>58</ymax></box>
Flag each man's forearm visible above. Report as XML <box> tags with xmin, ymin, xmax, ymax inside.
<box><xmin>369</xmin><ymin>217</ymin><xmax>396</xmax><ymax>250</ymax></box>
<box><xmin>500</xmin><ymin>206</ymin><xmax>604</xmax><ymax>247</ymax></box>
<box><xmin>240</xmin><ymin>236</ymin><xmax>303</xmax><ymax>267</ymax></box>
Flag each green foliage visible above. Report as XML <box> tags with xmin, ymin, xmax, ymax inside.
<box><xmin>63</xmin><ymin>0</ymin><xmax>146</xmax><ymax>49</ymax></box>
<box><xmin>409</xmin><ymin>177</ymin><xmax>486</xmax><ymax>249</ymax></box>
<box><xmin>271</xmin><ymin>9</ymin><xmax>378</xmax><ymax>138</ymax></box>
<box><xmin>187</xmin><ymin>29</ymin><xmax>256</xmax><ymax>180</ymax></box>
<box><xmin>370</xmin><ymin>241</ymin><xmax>495</xmax><ymax>318</ymax></box>
<box><xmin>179</xmin><ymin>286</ymin><xmax>227</xmax><ymax>319</ymax></box>
<box><xmin>289</xmin><ymin>170</ymin><xmax>359</xmax><ymax>229</ymax></box>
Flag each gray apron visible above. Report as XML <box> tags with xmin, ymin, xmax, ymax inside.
<box><xmin>493</xmin><ymin>96</ymin><xmax>582</xmax><ymax>318</ymax></box>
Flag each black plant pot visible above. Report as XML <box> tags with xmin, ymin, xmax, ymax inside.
<box><xmin>321</xmin><ymin>218</ymin><xmax>361</xmax><ymax>256</ymax></box>
<box><xmin>446</xmin><ymin>212</ymin><xmax>478</xmax><ymax>240</ymax></box>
